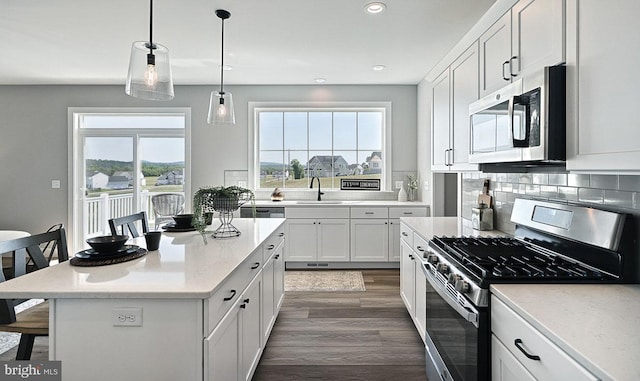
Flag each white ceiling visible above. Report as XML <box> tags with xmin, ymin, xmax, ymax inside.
<box><xmin>0</xmin><ymin>0</ymin><xmax>496</xmax><ymax>86</ymax></box>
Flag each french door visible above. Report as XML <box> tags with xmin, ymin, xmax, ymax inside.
<box><xmin>70</xmin><ymin>108</ymin><xmax>190</xmax><ymax>252</ymax></box>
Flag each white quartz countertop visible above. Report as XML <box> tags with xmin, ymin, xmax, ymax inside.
<box><xmin>491</xmin><ymin>284</ymin><xmax>640</xmax><ymax>381</ymax></box>
<box><xmin>0</xmin><ymin>219</ymin><xmax>285</xmax><ymax>300</ymax></box>
<box><xmin>400</xmin><ymin>216</ymin><xmax>504</xmax><ymax>241</ymax></box>
<box><xmin>248</xmin><ymin>200</ymin><xmax>429</xmax><ymax>207</ymax></box>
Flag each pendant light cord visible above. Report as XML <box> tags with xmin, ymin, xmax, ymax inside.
<box><xmin>219</xmin><ymin>16</ymin><xmax>225</xmax><ymax>95</ymax></box>
<box><xmin>149</xmin><ymin>0</ymin><xmax>154</xmax><ymax>51</ymax></box>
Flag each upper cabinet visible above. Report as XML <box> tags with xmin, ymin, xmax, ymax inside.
<box><xmin>479</xmin><ymin>0</ymin><xmax>565</xmax><ymax>96</ymax></box>
<box><xmin>431</xmin><ymin>43</ymin><xmax>480</xmax><ymax>172</ymax></box>
<box><xmin>566</xmin><ymin>0</ymin><xmax>640</xmax><ymax>172</ymax></box>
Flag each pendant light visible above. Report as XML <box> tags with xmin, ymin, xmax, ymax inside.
<box><xmin>125</xmin><ymin>0</ymin><xmax>174</xmax><ymax>101</ymax></box>
<box><xmin>207</xmin><ymin>9</ymin><xmax>235</xmax><ymax>125</ymax></box>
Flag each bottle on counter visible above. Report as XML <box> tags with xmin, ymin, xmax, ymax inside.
<box><xmin>398</xmin><ymin>185</ymin><xmax>408</xmax><ymax>202</ymax></box>
<box><xmin>472</xmin><ymin>203</ymin><xmax>493</xmax><ymax>230</ymax></box>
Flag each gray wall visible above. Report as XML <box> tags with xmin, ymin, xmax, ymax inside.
<box><xmin>0</xmin><ymin>84</ymin><xmax>417</xmax><ymax>235</ymax></box>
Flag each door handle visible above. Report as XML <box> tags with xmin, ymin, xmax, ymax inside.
<box><xmin>514</xmin><ymin>339</ymin><xmax>540</xmax><ymax>360</ymax></box>
<box><xmin>251</xmin><ymin>262</ymin><xmax>260</xmax><ymax>269</ymax></box>
<box><xmin>223</xmin><ymin>289</ymin><xmax>237</xmax><ymax>301</ymax></box>
<box><xmin>267</xmin><ymin>244</ymin><xmax>275</xmax><ymax>250</ymax></box>
<box><xmin>502</xmin><ymin>59</ymin><xmax>510</xmax><ymax>81</ymax></box>
<box><xmin>509</xmin><ymin>56</ymin><xmax>518</xmax><ymax>77</ymax></box>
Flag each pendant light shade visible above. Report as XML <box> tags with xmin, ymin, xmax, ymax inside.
<box><xmin>125</xmin><ymin>0</ymin><xmax>174</xmax><ymax>101</ymax></box>
<box><xmin>208</xmin><ymin>9</ymin><xmax>235</xmax><ymax>125</ymax></box>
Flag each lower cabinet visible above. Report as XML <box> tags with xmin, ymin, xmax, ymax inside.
<box><xmin>350</xmin><ymin>219</ymin><xmax>389</xmax><ymax>261</ymax></box>
<box><xmin>491</xmin><ymin>295</ymin><xmax>597</xmax><ymax>381</ymax></box>
<box><xmin>205</xmin><ymin>229</ymin><xmax>285</xmax><ymax>381</ymax></box>
<box><xmin>400</xmin><ymin>239</ymin><xmax>416</xmax><ymax>316</ymax></box>
<box><xmin>399</xmin><ymin>222</ymin><xmax>427</xmax><ymax>343</ymax></box>
<box><xmin>286</xmin><ymin>218</ymin><xmax>350</xmax><ymax>262</ymax></box>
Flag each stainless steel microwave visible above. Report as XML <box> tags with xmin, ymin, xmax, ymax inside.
<box><xmin>468</xmin><ymin>66</ymin><xmax>565</xmax><ymax>164</ymax></box>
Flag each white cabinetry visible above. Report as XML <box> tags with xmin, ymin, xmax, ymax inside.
<box><xmin>262</xmin><ymin>236</ymin><xmax>285</xmax><ymax>344</ymax></box>
<box><xmin>285</xmin><ymin>207</ymin><xmax>350</xmax><ymax>262</ymax></box>
<box><xmin>400</xmin><ymin>239</ymin><xmax>415</xmax><ymax>316</ymax></box>
<box><xmin>351</xmin><ymin>207</ymin><xmax>429</xmax><ymax>262</ymax></box>
<box><xmin>480</xmin><ymin>0</ymin><xmax>565</xmax><ymax>96</ymax></box>
<box><xmin>491</xmin><ymin>295</ymin><xmax>597</xmax><ymax>381</ymax></box>
<box><xmin>431</xmin><ymin>43</ymin><xmax>479</xmax><ymax>171</ymax></box>
<box><xmin>399</xmin><ymin>222</ymin><xmax>427</xmax><ymax>342</ymax></box>
<box><xmin>566</xmin><ymin>0</ymin><xmax>640</xmax><ymax>171</ymax></box>
<box><xmin>240</xmin><ymin>275</ymin><xmax>262</xmax><ymax>381</ymax></box>
<box><xmin>205</xmin><ymin>297</ymin><xmax>240</xmax><ymax>381</ymax></box>
<box><xmin>351</xmin><ymin>207</ymin><xmax>389</xmax><ymax>262</ymax></box>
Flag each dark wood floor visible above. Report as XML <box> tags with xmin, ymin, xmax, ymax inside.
<box><xmin>253</xmin><ymin>269</ymin><xmax>428</xmax><ymax>381</ymax></box>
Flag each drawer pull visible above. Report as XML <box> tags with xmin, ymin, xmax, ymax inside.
<box><xmin>416</xmin><ymin>246</ymin><xmax>425</xmax><ymax>252</ymax></box>
<box><xmin>279</xmin><ymin>232</ymin><xmax>285</xmax><ymax>237</ymax></box>
<box><xmin>514</xmin><ymin>339</ymin><xmax>540</xmax><ymax>361</ymax></box>
<box><xmin>365</xmin><ymin>211</ymin><xmax>374</xmax><ymax>215</ymax></box>
<box><xmin>223</xmin><ymin>289</ymin><xmax>237</xmax><ymax>301</ymax></box>
<box><xmin>403</xmin><ymin>212</ymin><xmax>413</xmax><ymax>215</ymax></box>
<box><xmin>402</xmin><ymin>232</ymin><xmax>409</xmax><ymax>237</ymax></box>
<box><xmin>251</xmin><ymin>262</ymin><xmax>260</xmax><ymax>269</ymax></box>
<box><xmin>267</xmin><ymin>244</ymin><xmax>275</xmax><ymax>250</ymax></box>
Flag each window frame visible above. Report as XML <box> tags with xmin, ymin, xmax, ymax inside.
<box><xmin>248</xmin><ymin>102</ymin><xmax>392</xmax><ymax>192</ymax></box>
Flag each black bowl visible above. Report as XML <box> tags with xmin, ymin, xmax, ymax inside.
<box><xmin>173</xmin><ymin>214</ymin><xmax>194</xmax><ymax>227</ymax></box>
<box><xmin>86</xmin><ymin>235</ymin><xmax>128</xmax><ymax>253</ymax></box>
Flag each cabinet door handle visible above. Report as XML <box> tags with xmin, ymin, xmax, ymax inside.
<box><xmin>240</xmin><ymin>303</ymin><xmax>247</xmax><ymax>309</ymax></box>
<box><xmin>402</xmin><ymin>232</ymin><xmax>409</xmax><ymax>237</ymax></box>
<box><xmin>267</xmin><ymin>244</ymin><xmax>275</xmax><ymax>250</ymax></box>
<box><xmin>415</xmin><ymin>246</ymin><xmax>425</xmax><ymax>252</ymax></box>
<box><xmin>502</xmin><ymin>59</ymin><xmax>510</xmax><ymax>81</ymax></box>
<box><xmin>514</xmin><ymin>339</ymin><xmax>540</xmax><ymax>361</ymax></box>
<box><xmin>409</xmin><ymin>254</ymin><xmax>414</xmax><ymax>260</ymax></box>
<box><xmin>274</xmin><ymin>254</ymin><xmax>280</xmax><ymax>259</ymax></box>
<box><xmin>251</xmin><ymin>262</ymin><xmax>260</xmax><ymax>269</ymax></box>
<box><xmin>223</xmin><ymin>289</ymin><xmax>237</xmax><ymax>301</ymax></box>
<box><xmin>509</xmin><ymin>56</ymin><xmax>518</xmax><ymax>77</ymax></box>
<box><xmin>243</xmin><ymin>298</ymin><xmax>250</xmax><ymax>304</ymax></box>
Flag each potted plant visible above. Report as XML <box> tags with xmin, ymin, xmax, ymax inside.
<box><xmin>193</xmin><ymin>186</ymin><xmax>255</xmax><ymax>242</ymax></box>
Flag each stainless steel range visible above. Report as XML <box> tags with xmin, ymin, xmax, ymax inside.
<box><xmin>421</xmin><ymin>198</ymin><xmax>637</xmax><ymax>381</ymax></box>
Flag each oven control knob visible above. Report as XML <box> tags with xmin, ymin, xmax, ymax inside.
<box><xmin>447</xmin><ymin>273</ymin><xmax>461</xmax><ymax>284</ymax></box>
<box><xmin>426</xmin><ymin>254</ymin><xmax>439</xmax><ymax>265</ymax></box>
<box><xmin>436</xmin><ymin>263</ymin><xmax>448</xmax><ymax>274</ymax></box>
<box><xmin>455</xmin><ymin>279</ymin><xmax>470</xmax><ymax>293</ymax></box>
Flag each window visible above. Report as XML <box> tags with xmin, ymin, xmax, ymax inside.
<box><xmin>252</xmin><ymin>104</ymin><xmax>389</xmax><ymax>190</ymax></box>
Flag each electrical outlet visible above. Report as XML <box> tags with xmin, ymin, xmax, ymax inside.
<box><xmin>395</xmin><ymin>181</ymin><xmax>403</xmax><ymax>189</ymax></box>
<box><xmin>423</xmin><ymin>180</ymin><xmax>429</xmax><ymax>191</ymax></box>
<box><xmin>112</xmin><ymin>307</ymin><xmax>143</xmax><ymax>327</ymax></box>
<box><xmin>51</xmin><ymin>180</ymin><xmax>61</xmax><ymax>189</ymax></box>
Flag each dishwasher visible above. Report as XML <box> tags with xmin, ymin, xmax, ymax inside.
<box><xmin>240</xmin><ymin>206</ymin><xmax>285</xmax><ymax>218</ymax></box>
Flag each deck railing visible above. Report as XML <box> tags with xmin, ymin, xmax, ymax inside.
<box><xmin>84</xmin><ymin>191</ymin><xmax>183</xmax><ymax>237</ymax></box>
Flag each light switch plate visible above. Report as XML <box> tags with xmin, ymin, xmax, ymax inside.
<box><xmin>112</xmin><ymin>307</ymin><xmax>143</xmax><ymax>326</ymax></box>
<box><xmin>395</xmin><ymin>181</ymin><xmax>403</xmax><ymax>189</ymax></box>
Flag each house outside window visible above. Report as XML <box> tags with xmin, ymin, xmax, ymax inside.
<box><xmin>251</xmin><ymin>103</ymin><xmax>390</xmax><ymax>191</ymax></box>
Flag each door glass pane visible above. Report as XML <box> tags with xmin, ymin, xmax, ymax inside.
<box><xmin>84</xmin><ymin>137</ymin><xmax>134</xmax><ymax>238</ymax></box>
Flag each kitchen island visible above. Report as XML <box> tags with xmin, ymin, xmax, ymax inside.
<box><xmin>0</xmin><ymin>218</ymin><xmax>286</xmax><ymax>381</ymax></box>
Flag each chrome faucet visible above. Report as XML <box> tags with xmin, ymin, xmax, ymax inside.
<box><xmin>310</xmin><ymin>177</ymin><xmax>324</xmax><ymax>201</ymax></box>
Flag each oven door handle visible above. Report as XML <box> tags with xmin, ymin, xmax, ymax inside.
<box><xmin>424</xmin><ymin>263</ymin><xmax>479</xmax><ymax>328</ymax></box>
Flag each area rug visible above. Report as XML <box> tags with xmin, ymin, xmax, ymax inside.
<box><xmin>284</xmin><ymin>271</ymin><xmax>366</xmax><ymax>292</ymax></box>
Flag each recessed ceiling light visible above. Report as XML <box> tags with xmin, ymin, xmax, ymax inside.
<box><xmin>314</xmin><ymin>78</ymin><xmax>326</xmax><ymax>84</ymax></box>
<box><xmin>372</xmin><ymin>65</ymin><xmax>386</xmax><ymax>71</ymax></box>
<box><xmin>365</xmin><ymin>2</ymin><xmax>386</xmax><ymax>14</ymax></box>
